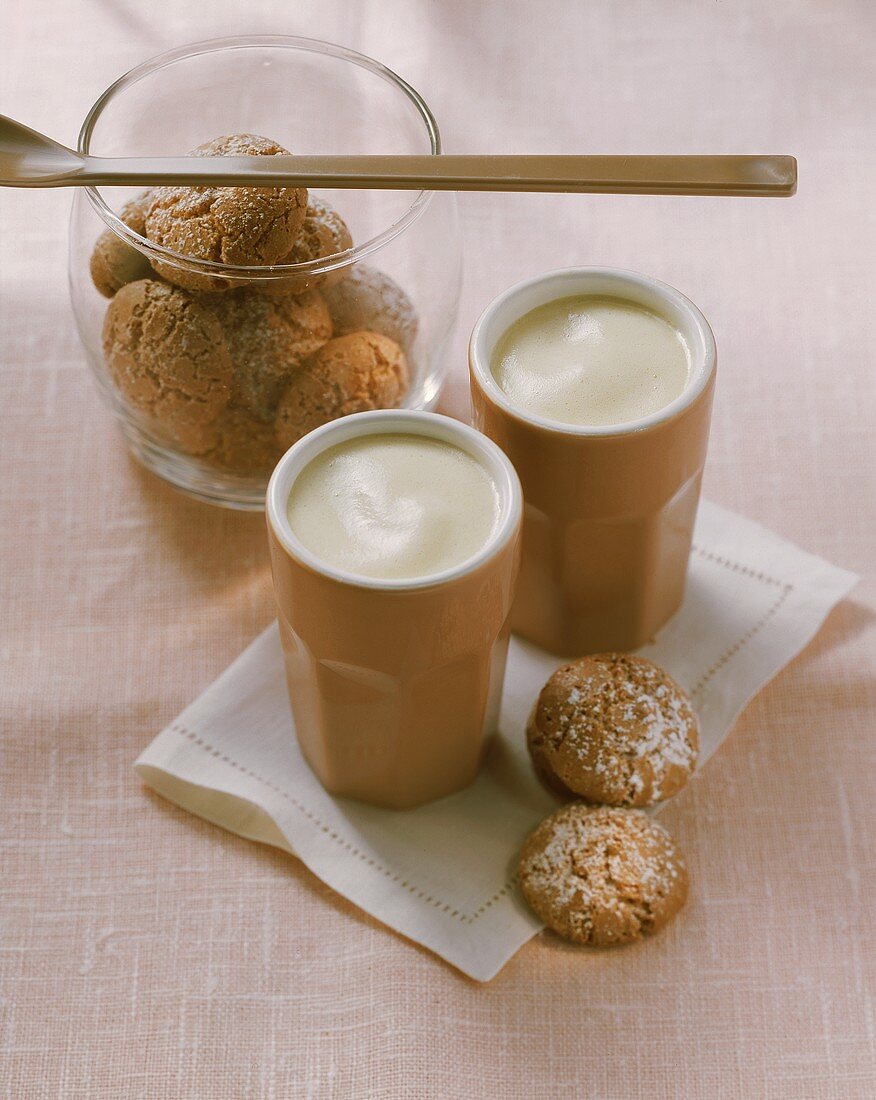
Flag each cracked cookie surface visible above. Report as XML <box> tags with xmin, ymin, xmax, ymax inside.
<box><xmin>145</xmin><ymin>134</ymin><xmax>307</xmax><ymax>292</ymax></box>
<box><xmin>322</xmin><ymin>265</ymin><xmax>418</xmax><ymax>355</ymax></box>
<box><xmin>101</xmin><ymin>279</ymin><xmax>232</xmax><ymax>448</ymax></box>
<box><xmin>207</xmin><ymin>288</ymin><xmax>332</xmax><ymax>421</ymax></box>
<box><xmin>518</xmin><ymin>803</ymin><xmax>688</xmax><ymax>946</ymax></box>
<box><xmin>274</xmin><ymin>331</ymin><xmax>409</xmax><ymax>448</ymax></box>
<box><xmin>528</xmin><ymin>654</ymin><xmax>699</xmax><ymax>807</ymax></box>
<box><xmin>195</xmin><ymin>402</ymin><xmax>284</xmax><ymax>475</ymax></box>
<box><xmin>258</xmin><ymin>197</ymin><xmax>353</xmax><ymax>298</ymax></box>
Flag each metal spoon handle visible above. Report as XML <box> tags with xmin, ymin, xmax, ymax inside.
<box><xmin>7</xmin><ymin>152</ymin><xmax>797</xmax><ymax>196</ymax></box>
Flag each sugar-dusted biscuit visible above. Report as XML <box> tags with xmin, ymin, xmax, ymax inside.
<box><xmin>258</xmin><ymin>197</ymin><xmax>353</xmax><ymax>298</ymax></box>
<box><xmin>101</xmin><ymin>279</ymin><xmax>232</xmax><ymax>448</ymax></box>
<box><xmin>145</xmin><ymin>134</ymin><xmax>307</xmax><ymax>292</ymax></box>
<box><xmin>196</xmin><ymin>403</ymin><xmax>285</xmax><ymax>476</ymax></box>
<box><xmin>274</xmin><ymin>331</ymin><xmax>409</xmax><ymax>448</ymax></box>
<box><xmin>322</xmin><ymin>265</ymin><xmax>418</xmax><ymax>355</ymax></box>
<box><xmin>89</xmin><ymin>190</ymin><xmax>154</xmax><ymax>298</ymax></box>
<box><xmin>208</xmin><ymin>288</ymin><xmax>332</xmax><ymax>421</ymax></box>
<box><xmin>518</xmin><ymin>803</ymin><xmax>688</xmax><ymax>946</ymax></box>
<box><xmin>527</xmin><ymin>654</ymin><xmax>698</xmax><ymax>807</ymax></box>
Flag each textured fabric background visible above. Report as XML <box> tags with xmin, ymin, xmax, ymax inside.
<box><xmin>1</xmin><ymin>1</ymin><xmax>874</xmax><ymax>1097</ymax></box>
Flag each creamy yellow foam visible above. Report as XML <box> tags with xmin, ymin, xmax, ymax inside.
<box><xmin>491</xmin><ymin>295</ymin><xmax>691</xmax><ymax>427</ymax></box>
<box><xmin>286</xmin><ymin>434</ymin><xmax>501</xmax><ymax>581</ymax></box>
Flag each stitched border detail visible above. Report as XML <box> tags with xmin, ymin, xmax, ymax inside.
<box><xmin>166</xmin><ymin>547</ymin><xmax>797</xmax><ymax>923</ymax></box>
<box><xmin>690</xmin><ymin>544</ymin><xmax>788</xmax><ymax>589</ymax></box>
<box><xmin>168</xmin><ymin>721</ymin><xmax>493</xmax><ymax>924</ymax></box>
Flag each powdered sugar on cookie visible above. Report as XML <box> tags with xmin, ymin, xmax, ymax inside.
<box><xmin>518</xmin><ymin>803</ymin><xmax>689</xmax><ymax>946</ymax></box>
<box><xmin>527</xmin><ymin>653</ymin><xmax>699</xmax><ymax>807</ymax></box>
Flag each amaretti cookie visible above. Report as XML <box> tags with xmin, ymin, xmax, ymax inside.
<box><xmin>89</xmin><ymin>190</ymin><xmax>154</xmax><ymax>298</ymax></box>
<box><xmin>145</xmin><ymin>134</ymin><xmax>308</xmax><ymax>292</ymax></box>
<box><xmin>196</xmin><ymin>403</ymin><xmax>284</xmax><ymax>475</ymax></box>
<box><xmin>101</xmin><ymin>279</ymin><xmax>232</xmax><ymax>448</ymax></box>
<box><xmin>322</xmin><ymin>265</ymin><xmax>418</xmax><ymax>354</ymax></box>
<box><xmin>274</xmin><ymin>331</ymin><xmax>409</xmax><ymax>448</ymax></box>
<box><xmin>89</xmin><ymin>134</ymin><xmax>423</xmax><ymax>480</ymax></box>
<box><xmin>208</xmin><ymin>288</ymin><xmax>332</xmax><ymax>421</ymax></box>
<box><xmin>527</xmin><ymin>654</ymin><xmax>698</xmax><ymax>807</ymax></box>
<box><xmin>518</xmin><ymin>803</ymin><xmax>688</xmax><ymax>946</ymax></box>
<box><xmin>258</xmin><ymin>197</ymin><xmax>353</xmax><ymax>297</ymax></box>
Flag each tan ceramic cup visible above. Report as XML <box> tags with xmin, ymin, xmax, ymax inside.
<box><xmin>266</xmin><ymin>409</ymin><xmax>522</xmax><ymax>810</ymax></box>
<box><xmin>469</xmin><ymin>267</ymin><xmax>716</xmax><ymax>656</ymax></box>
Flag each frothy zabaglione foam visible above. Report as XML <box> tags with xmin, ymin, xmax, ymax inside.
<box><xmin>491</xmin><ymin>295</ymin><xmax>692</xmax><ymax>428</ymax></box>
<box><xmin>286</xmin><ymin>433</ymin><xmax>502</xmax><ymax>581</ymax></box>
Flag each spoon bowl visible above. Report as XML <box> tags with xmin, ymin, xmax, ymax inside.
<box><xmin>0</xmin><ymin>115</ymin><xmax>87</xmax><ymax>184</ymax></box>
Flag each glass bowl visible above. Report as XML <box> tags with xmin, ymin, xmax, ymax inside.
<box><xmin>69</xmin><ymin>35</ymin><xmax>462</xmax><ymax>509</ymax></box>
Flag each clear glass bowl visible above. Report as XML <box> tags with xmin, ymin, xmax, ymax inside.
<box><xmin>69</xmin><ymin>36</ymin><xmax>462</xmax><ymax>509</ymax></box>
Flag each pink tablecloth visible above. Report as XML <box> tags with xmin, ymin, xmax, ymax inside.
<box><xmin>2</xmin><ymin>1</ymin><xmax>874</xmax><ymax>1096</ymax></box>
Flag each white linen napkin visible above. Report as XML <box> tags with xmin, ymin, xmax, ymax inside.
<box><xmin>136</xmin><ymin>501</ymin><xmax>857</xmax><ymax>981</ymax></box>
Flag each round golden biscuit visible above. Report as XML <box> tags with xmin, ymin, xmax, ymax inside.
<box><xmin>101</xmin><ymin>279</ymin><xmax>232</xmax><ymax>449</ymax></box>
<box><xmin>257</xmin><ymin>197</ymin><xmax>353</xmax><ymax>298</ymax></box>
<box><xmin>322</xmin><ymin>265</ymin><xmax>418</xmax><ymax>355</ymax></box>
<box><xmin>518</xmin><ymin>803</ymin><xmax>688</xmax><ymax>946</ymax></box>
<box><xmin>89</xmin><ymin>190</ymin><xmax>154</xmax><ymax>298</ymax></box>
<box><xmin>195</xmin><ymin>403</ymin><xmax>284</xmax><ymax>476</ymax></box>
<box><xmin>208</xmin><ymin>288</ymin><xmax>332</xmax><ymax>421</ymax></box>
<box><xmin>526</xmin><ymin>712</ymin><xmax>576</xmax><ymax>799</ymax></box>
<box><xmin>274</xmin><ymin>331</ymin><xmax>409</xmax><ymax>448</ymax></box>
<box><xmin>145</xmin><ymin>134</ymin><xmax>308</xmax><ymax>292</ymax></box>
<box><xmin>528</xmin><ymin>654</ymin><xmax>698</xmax><ymax>808</ymax></box>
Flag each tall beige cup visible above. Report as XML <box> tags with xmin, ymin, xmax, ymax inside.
<box><xmin>266</xmin><ymin>409</ymin><xmax>522</xmax><ymax>810</ymax></box>
<box><xmin>469</xmin><ymin>267</ymin><xmax>716</xmax><ymax>656</ymax></box>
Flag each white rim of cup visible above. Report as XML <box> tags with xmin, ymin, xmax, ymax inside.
<box><xmin>469</xmin><ymin>266</ymin><xmax>717</xmax><ymax>437</ymax></box>
<box><xmin>266</xmin><ymin>409</ymin><xmax>523</xmax><ymax>591</ymax></box>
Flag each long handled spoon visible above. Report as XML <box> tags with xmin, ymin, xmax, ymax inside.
<box><xmin>0</xmin><ymin>115</ymin><xmax>796</xmax><ymax>196</ymax></box>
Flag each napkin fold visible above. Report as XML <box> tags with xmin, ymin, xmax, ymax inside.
<box><xmin>136</xmin><ymin>501</ymin><xmax>857</xmax><ymax>981</ymax></box>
